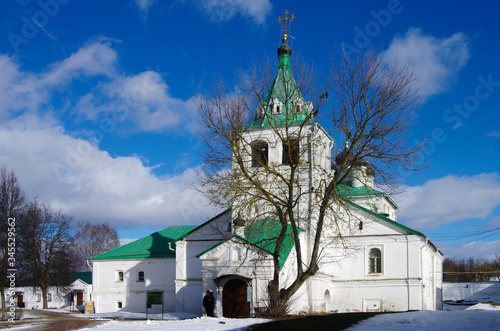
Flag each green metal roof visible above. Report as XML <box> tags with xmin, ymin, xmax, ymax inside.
<box><xmin>70</xmin><ymin>271</ymin><xmax>92</xmax><ymax>284</ymax></box>
<box><xmin>197</xmin><ymin>218</ymin><xmax>300</xmax><ymax>270</ymax></box>
<box><xmin>337</xmin><ymin>184</ymin><xmax>385</xmax><ymax>197</ymax></box>
<box><xmin>176</xmin><ymin>209</ymin><xmax>231</xmax><ymax>241</ymax></box>
<box><xmin>17</xmin><ymin>272</ymin><xmax>93</xmax><ymax>286</ymax></box>
<box><xmin>89</xmin><ymin>226</ymin><xmax>196</xmax><ymax>260</ymax></box>
<box><xmin>248</xmin><ymin>38</ymin><xmax>313</xmax><ymax>129</ymax></box>
<box><xmin>337</xmin><ymin>183</ymin><xmax>399</xmax><ymax>211</ymax></box>
<box><xmin>244</xmin><ymin>218</ymin><xmax>300</xmax><ymax>269</ymax></box>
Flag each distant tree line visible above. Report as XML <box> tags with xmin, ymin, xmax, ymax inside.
<box><xmin>0</xmin><ymin>165</ymin><xmax>119</xmax><ymax>309</ymax></box>
<box><xmin>443</xmin><ymin>255</ymin><xmax>500</xmax><ymax>282</ymax></box>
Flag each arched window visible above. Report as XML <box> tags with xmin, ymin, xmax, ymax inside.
<box><xmin>251</xmin><ymin>141</ymin><xmax>268</xmax><ymax>167</ymax></box>
<box><xmin>282</xmin><ymin>138</ymin><xmax>299</xmax><ymax>166</ymax></box>
<box><xmin>324</xmin><ymin>289</ymin><xmax>332</xmax><ymax>311</ymax></box>
<box><xmin>230</xmin><ymin>247</ymin><xmax>241</xmax><ymax>261</ymax></box>
<box><xmin>137</xmin><ymin>271</ymin><xmax>145</xmax><ymax>282</ymax></box>
<box><xmin>272</xmin><ymin>99</ymin><xmax>283</xmax><ymax>114</ymax></box>
<box><xmin>369</xmin><ymin>248</ymin><xmax>382</xmax><ymax>274</ymax></box>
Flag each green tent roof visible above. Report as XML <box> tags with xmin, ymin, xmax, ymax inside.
<box><xmin>197</xmin><ymin>218</ymin><xmax>300</xmax><ymax>270</ymax></box>
<box><xmin>248</xmin><ymin>38</ymin><xmax>313</xmax><ymax>129</ymax></box>
<box><xmin>89</xmin><ymin>226</ymin><xmax>196</xmax><ymax>260</ymax></box>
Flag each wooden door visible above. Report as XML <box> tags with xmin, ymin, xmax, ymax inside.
<box><xmin>77</xmin><ymin>292</ymin><xmax>84</xmax><ymax>305</ymax></box>
<box><xmin>223</xmin><ymin>279</ymin><xmax>247</xmax><ymax>318</ymax></box>
<box><xmin>17</xmin><ymin>295</ymin><xmax>23</xmax><ymax>308</ymax></box>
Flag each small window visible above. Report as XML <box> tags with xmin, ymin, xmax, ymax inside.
<box><xmin>138</xmin><ymin>271</ymin><xmax>145</xmax><ymax>282</ymax></box>
<box><xmin>369</xmin><ymin>248</ymin><xmax>382</xmax><ymax>274</ymax></box>
<box><xmin>117</xmin><ymin>301</ymin><xmax>122</xmax><ymax>309</ymax></box>
<box><xmin>47</xmin><ymin>293</ymin><xmax>52</xmax><ymax>302</ymax></box>
<box><xmin>282</xmin><ymin>138</ymin><xmax>299</xmax><ymax>166</ymax></box>
<box><xmin>117</xmin><ymin>271</ymin><xmax>124</xmax><ymax>282</ymax></box>
<box><xmin>251</xmin><ymin>141</ymin><xmax>268</xmax><ymax>167</ymax></box>
<box><xmin>273</xmin><ymin>100</ymin><xmax>283</xmax><ymax>114</ymax></box>
<box><xmin>295</xmin><ymin>104</ymin><xmax>302</xmax><ymax>113</ymax></box>
<box><xmin>36</xmin><ymin>294</ymin><xmax>41</xmax><ymax>302</ymax></box>
<box><xmin>230</xmin><ymin>247</ymin><xmax>241</xmax><ymax>261</ymax></box>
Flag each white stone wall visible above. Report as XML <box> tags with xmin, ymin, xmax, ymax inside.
<box><xmin>175</xmin><ymin>212</ymin><xmax>231</xmax><ymax>315</ymax></box>
<box><xmin>11</xmin><ymin>281</ymin><xmax>91</xmax><ymax>310</ymax></box>
<box><xmin>92</xmin><ymin>258</ymin><xmax>176</xmax><ymax>313</ymax></box>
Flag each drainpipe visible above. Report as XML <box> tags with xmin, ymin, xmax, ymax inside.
<box><xmin>420</xmin><ymin>238</ymin><xmax>428</xmax><ymax>310</ymax></box>
<box><xmin>306</xmin><ymin>124</ymin><xmax>316</xmax><ymax>311</ymax></box>
<box><xmin>432</xmin><ymin>248</ymin><xmax>436</xmax><ymax>310</ymax></box>
<box><xmin>406</xmin><ymin>235</ymin><xmax>411</xmax><ymax>311</ymax></box>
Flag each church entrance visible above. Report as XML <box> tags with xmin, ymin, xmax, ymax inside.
<box><xmin>76</xmin><ymin>292</ymin><xmax>84</xmax><ymax>306</ymax></box>
<box><xmin>222</xmin><ymin>279</ymin><xmax>248</xmax><ymax>318</ymax></box>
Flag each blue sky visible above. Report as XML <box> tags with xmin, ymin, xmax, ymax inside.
<box><xmin>1</xmin><ymin>0</ymin><xmax>499</xmax><ymax>260</ymax></box>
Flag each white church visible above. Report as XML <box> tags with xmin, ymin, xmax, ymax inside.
<box><xmin>90</xmin><ymin>29</ymin><xmax>444</xmax><ymax>317</ymax></box>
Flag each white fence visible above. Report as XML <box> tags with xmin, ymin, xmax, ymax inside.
<box><xmin>443</xmin><ymin>282</ymin><xmax>500</xmax><ymax>301</ymax></box>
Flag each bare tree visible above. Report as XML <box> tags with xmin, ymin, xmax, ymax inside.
<box><xmin>443</xmin><ymin>257</ymin><xmax>500</xmax><ymax>281</ymax></box>
<box><xmin>0</xmin><ymin>166</ymin><xmax>25</xmax><ymax>308</ymax></box>
<box><xmin>74</xmin><ymin>221</ymin><xmax>120</xmax><ymax>271</ymax></box>
<box><xmin>18</xmin><ymin>200</ymin><xmax>76</xmax><ymax>309</ymax></box>
<box><xmin>196</xmin><ymin>40</ymin><xmax>424</xmax><ymax>315</ymax></box>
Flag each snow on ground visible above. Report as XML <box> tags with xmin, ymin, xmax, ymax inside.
<box><xmin>80</xmin><ymin>316</ymin><xmax>270</xmax><ymax>331</ymax></box>
<box><xmin>347</xmin><ymin>304</ymin><xmax>500</xmax><ymax>331</ymax></box>
<box><xmin>466</xmin><ymin>302</ymin><xmax>500</xmax><ymax>310</ymax></box>
<box><xmin>74</xmin><ymin>311</ymin><xmax>199</xmax><ymax>320</ymax></box>
<box><xmin>12</xmin><ymin>304</ymin><xmax>500</xmax><ymax>330</ymax></box>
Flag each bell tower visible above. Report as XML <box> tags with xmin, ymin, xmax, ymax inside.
<box><xmin>232</xmin><ymin>11</ymin><xmax>335</xmax><ymax>226</ymax></box>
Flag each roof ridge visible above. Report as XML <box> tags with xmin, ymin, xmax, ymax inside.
<box><xmin>345</xmin><ymin>200</ymin><xmax>425</xmax><ymax>237</ymax></box>
<box><xmin>89</xmin><ymin>225</ymin><xmax>196</xmax><ymax>260</ymax></box>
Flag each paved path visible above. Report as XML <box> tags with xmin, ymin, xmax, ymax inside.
<box><xmin>0</xmin><ymin>309</ymin><xmax>106</xmax><ymax>330</ymax></box>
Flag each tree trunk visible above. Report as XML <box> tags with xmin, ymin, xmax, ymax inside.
<box><xmin>42</xmin><ymin>288</ymin><xmax>48</xmax><ymax>309</ymax></box>
<box><xmin>0</xmin><ymin>288</ymin><xmax>5</xmax><ymax>308</ymax></box>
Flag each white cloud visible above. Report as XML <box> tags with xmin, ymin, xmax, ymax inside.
<box><xmin>439</xmin><ymin>240</ymin><xmax>500</xmax><ymax>260</ymax></box>
<box><xmin>43</xmin><ymin>41</ymin><xmax>118</xmax><ymax>85</ymax></box>
<box><xmin>0</xmin><ymin>117</ymin><xmax>217</xmax><ymax>229</ymax></box>
<box><xmin>486</xmin><ymin>131</ymin><xmax>500</xmax><ymax>138</ymax></box>
<box><xmin>135</xmin><ymin>0</ymin><xmax>155</xmax><ymax>13</ymax></box>
<box><xmin>196</xmin><ymin>0</ymin><xmax>272</xmax><ymax>24</ymax></box>
<box><xmin>0</xmin><ymin>38</ymin><xmax>211</xmax><ymax>231</ymax></box>
<box><xmin>0</xmin><ymin>55</ymin><xmax>46</xmax><ymax>116</ymax></box>
<box><xmin>0</xmin><ymin>40</ymin><xmax>197</xmax><ymax>133</ymax></box>
<box><xmin>0</xmin><ymin>40</ymin><xmax>117</xmax><ymax>119</ymax></box>
<box><xmin>396</xmin><ymin>173</ymin><xmax>500</xmax><ymax>230</ymax></box>
<box><xmin>382</xmin><ymin>28</ymin><xmax>470</xmax><ymax>100</ymax></box>
<box><xmin>74</xmin><ymin>70</ymin><xmax>199</xmax><ymax>133</ymax></box>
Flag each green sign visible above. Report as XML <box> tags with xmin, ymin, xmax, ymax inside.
<box><xmin>147</xmin><ymin>292</ymin><xmax>162</xmax><ymax>305</ymax></box>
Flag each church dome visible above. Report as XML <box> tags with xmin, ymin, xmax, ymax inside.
<box><xmin>277</xmin><ymin>35</ymin><xmax>292</xmax><ymax>56</ymax></box>
<box><xmin>335</xmin><ymin>142</ymin><xmax>375</xmax><ymax>177</ymax></box>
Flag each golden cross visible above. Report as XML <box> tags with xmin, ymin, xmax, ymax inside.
<box><xmin>332</xmin><ymin>142</ymin><xmax>340</xmax><ymax>154</ymax></box>
<box><xmin>277</xmin><ymin>10</ymin><xmax>295</xmax><ymax>36</ymax></box>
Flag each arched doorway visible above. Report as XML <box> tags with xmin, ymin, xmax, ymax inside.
<box><xmin>223</xmin><ymin>279</ymin><xmax>248</xmax><ymax>318</ymax></box>
<box><xmin>324</xmin><ymin>289</ymin><xmax>332</xmax><ymax>312</ymax></box>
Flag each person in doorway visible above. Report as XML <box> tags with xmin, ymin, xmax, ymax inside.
<box><xmin>203</xmin><ymin>290</ymin><xmax>215</xmax><ymax>317</ymax></box>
